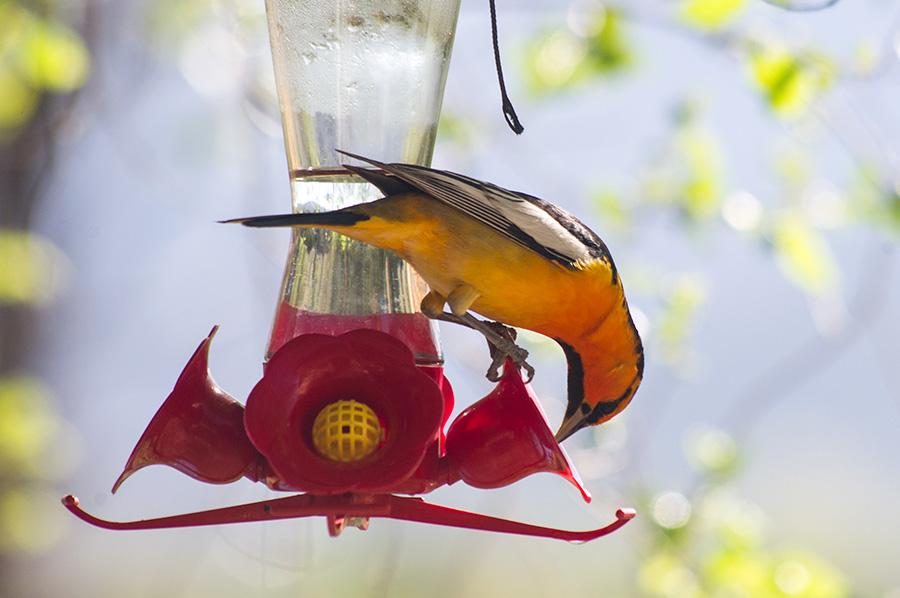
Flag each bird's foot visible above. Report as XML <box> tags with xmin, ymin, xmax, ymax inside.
<box><xmin>426</xmin><ymin>310</ymin><xmax>534</xmax><ymax>382</ymax></box>
<box><xmin>482</xmin><ymin>321</ymin><xmax>534</xmax><ymax>382</ymax></box>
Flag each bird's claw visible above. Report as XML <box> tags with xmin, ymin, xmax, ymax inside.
<box><xmin>486</xmin><ymin>361</ymin><xmax>502</xmax><ymax>382</ymax></box>
<box><xmin>486</xmin><ymin>350</ymin><xmax>534</xmax><ymax>382</ymax></box>
<box><xmin>424</xmin><ymin>310</ymin><xmax>535</xmax><ymax>382</ymax></box>
<box><xmin>483</xmin><ymin>321</ymin><xmax>534</xmax><ymax>382</ymax></box>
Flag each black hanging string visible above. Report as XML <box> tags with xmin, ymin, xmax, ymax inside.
<box><xmin>489</xmin><ymin>0</ymin><xmax>524</xmax><ymax>135</ymax></box>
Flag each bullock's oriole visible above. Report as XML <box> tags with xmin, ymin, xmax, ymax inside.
<box><xmin>226</xmin><ymin>152</ymin><xmax>644</xmax><ymax>442</ymax></box>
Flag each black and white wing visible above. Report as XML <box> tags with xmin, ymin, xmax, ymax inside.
<box><xmin>340</xmin><ymin>151</ymin><xmax>614</xmax><ymax>272</ymax></box>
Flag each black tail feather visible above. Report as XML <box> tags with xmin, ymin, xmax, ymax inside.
<box><xmin>221</xmin><ymin>210</ymin><xmax>370</xmax><ymax>228</ymax></box>
<box><xmin>224</xmin><ymin>151</ymin><xmax>411</xmax><ymax>228</ymax></box>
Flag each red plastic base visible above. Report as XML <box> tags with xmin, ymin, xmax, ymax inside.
<box><xmin>62</xmin><ymin>493</ymin><xmax>634</xmax><ymax>541</ymax></box>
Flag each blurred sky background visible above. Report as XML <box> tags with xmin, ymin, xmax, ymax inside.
<box><xmin>2</xmin><ymin>0</ymin><xmax>900</xmax><ymax>596</ymax></box>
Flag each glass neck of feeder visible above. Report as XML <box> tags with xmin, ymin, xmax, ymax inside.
<box><xmin>262</xmin><ymin>0</ymin><xmax>461</xmax><ymax>365</ymax></box>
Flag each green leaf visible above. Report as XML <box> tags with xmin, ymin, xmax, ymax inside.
<box><xmin>0</xmin><ymin>229</ymin><xmax>70</xmax><ymax>306</ymax></box>
<box><xmin>684</xmin><ymin>425</ymin><xmax>740</xmax><ymax>476</ymax></box>
<box><xmin>0</xmin><ymin>2</ymin><xmax>90</xmax><ymax>137</ymax></box>
<box><xmin>0</xmin><ymin>376</ymin><xmax>60</xmax><ymax>475</ymax></box>
<box><xmin>0</xmin><ymin>62</ymin><xmax>38</xmax><ymax>134</ymax></box>
<box><xmin>772</xmin><ymin>552</ymin><xmax>849</xmax><ymax>598</ymax></box>
<box><xmin>522</xmin><ymin>8</ymin><xmax>632</xmax><ymax>93</ymax></box>
<box><xmin>844</xmin><ymin>163</ymin><xmax>900</xmax><ymax>234</ymax></box>
<box><xmin>681</xmin><ymin>128</ymin><xmax>725</xmax><ymax>219</ymax></box>
<box><xmin>770</xmin><ymin>210</ymin><xmax>838</xmax><ymax>293</ymax></box>
<box><xmin>658</xmin><ymin>273</ymin><xmax>708</xmax><ymax>366</ymax></box>
<box><xmin>639</xmin><ymin>551</ymin><xmax>696</xmax><ymax>597</ymax></box>
<box><xmin>680</xmin><ymin>0</ymin><xmax>747</xmax><ymax>30</ymax></box>
<box><xmin>592</xmin><ymin>188</ymin><xmax>631</xmax><ymax>233</ymax></box>
<box><xmin>747</xmin><ymin>44</ymin><xmax>835</xmax><ymax>116</ymax></box>
<box><xmin>523</xmin><ymin>28</ymin><xmax>588</xmax><ymax>92</ymax></box>
<box><xmin>704</xmin><ymin>549</ymin><xmax>772</xmax><ymax>596</ymax></box>
<box><xmin>0</xmin><ymin>485</ymin><xmax>70</xmax><ymax>553</ymax></box>
<box><xmin>886</xmin><ymin>191</ymin><xmax>900</xmax><ymax>232</ymax></box>
<box><xmin>17</xmin><ymin>16</ymin><xmax>90</xmax><ymax>92</ymax></box>
<box><xmin>582</xmin><ymin>8</ymin><xmax>632</xmax><ymax>74</ymax></box>
<box><xmin>642</xmin><ymin>104</ymin><xmax>726</xmax><ymax>222</ymax></box>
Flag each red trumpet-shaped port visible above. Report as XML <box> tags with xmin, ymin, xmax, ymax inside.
<box><xmin>113</xmin><ymin>327</ymin><xmax>264</xmax><ymax>493</ymax></box>
<box><xmin>243</xmin><ymin>329</ymin><xmax>446</xmax><ymax>494</ymax></box>
<box><xmin>445</xmin><ymin>359</ymin><xmax>591</xmax><ymax>503</ymax></box>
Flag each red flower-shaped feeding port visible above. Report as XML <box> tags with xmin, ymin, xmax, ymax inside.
<box><xmin>63</xmin><ymin>327</ymin><xmax>634</xmax><ymax>540</ymax></box>
<box><xmin>243</xmin><ymin>329</ymin><xmax>446</xmax><ymax>494</ymax></box>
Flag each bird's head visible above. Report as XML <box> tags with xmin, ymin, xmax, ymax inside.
<box><xmin>554</xmin><ymin>342</ymin><xmax>643</xmax><ymax>443</ymax></box>
<box><xmin>554</xmin><ymin>383</ymin><xmax>638</xmax><ymax>443</ymax></box>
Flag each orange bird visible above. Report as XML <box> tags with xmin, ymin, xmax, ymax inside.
<box><xmin>226</xmin><ymin>152</ymin><xmax>643</xmax><ymax>442</ymax></box>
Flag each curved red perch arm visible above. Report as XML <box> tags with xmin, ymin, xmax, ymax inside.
<box><xmin>62</xmin><ymin>494</ymin><xmax>634</xmax><ymax>542</ymax></box>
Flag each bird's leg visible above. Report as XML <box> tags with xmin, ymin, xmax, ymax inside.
<box><xmin>434</xmin><ymin>312</ymin><xmax>533</xmax><ymax>382</ymax></box>
<box><xmin>445</xmin><ymin>284</ymin><xmax>481</xmax><ymax>317</ymax></box>
<box><xmin>420</xmin><ymin>290</ymin><xmax>534</xmax><ymax>382</ymax></box>
<box><xmin>420</xmin><ymin>290</ymin><xmax>450</xmax><ymax>319</ymax></box>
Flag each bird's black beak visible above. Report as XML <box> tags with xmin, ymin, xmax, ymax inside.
<box><xmin>554</xmin><ymin>412</ymin><xmax>587</xmax><ymax>444</ymax></box>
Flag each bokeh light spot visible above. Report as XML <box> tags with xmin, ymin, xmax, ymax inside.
<box><xmin>774</xmin><ymin>560</ymin><xmax>811</xmax><ymax>596</ymax></box>
<box><xmin>653</xmin><ymin>491</ymin><xmax>692</xmax><ymax>529</ymax></box>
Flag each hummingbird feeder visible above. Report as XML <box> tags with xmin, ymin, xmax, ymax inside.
<box><xmin>63</xmin><ymin>0</ymin><xmax>635</xmax><ymax>541</ymax></box>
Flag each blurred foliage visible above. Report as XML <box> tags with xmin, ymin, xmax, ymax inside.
<box><xmin>0</xmin><ymin>230</ymin><xmax>75</xmax><ymax>555</ymax></box>
<box><xmin>656</xmin><ymin>273</ymin><xmax>709</xmax><ymax>371</ymax></box>
<box><xmin>516</xmin><ymin>2</ymin><xmax>892</xmax><ymax>592</ymax></box>
<box><xmin>0</xmin><ymin>229</ymin><xmax>70</xmax><ymax>306</ymax></box>
<box><xmin>145</xmin><ymin>0</ymin><xmax>221</xmax><ymax>45</ymax></box>
<box><xmin>0</xmin><ymin>375</ymin><xmax>61</xmax><ymax>478</ymax></box>
<box><xmin>0</xmin><ymin>0</ymin><xmax>84</xmax><ymax>556</ymax></box>
<box><xmin>522</xmin><ymin>5</ymin><xmax>632</xmax><ymax>93</ymax></box>
<box><xmin>0</xmin><ymin>485</ymin><xmax>70</xmax><ymax>553</ymax></box>
<box><xmin>679</xmin><ymin>0</ymin><xmax>747</xmax><ymax>30</ymax></box>
<box><xmin>644</xmin><ymin>100</ymin><xmax>726</xmax><ymax>223</ymax></box>
<box><xmin>0</xmin><ymin>0</ymin><xmax>90</xmax><ymax>140</ymax></box>
<box><xmin>588</xmin><ymin>99</ymin><xmax>726</xmax><ymax>242</ymax></box>
<box><xmin>0</xmin><ymin>374</ymin><xmax>75</xmax><ymax>554</ymax></box>
<box><xmin>520</xmin><ymin>1</ymin><xmax>876</xmax><ymax>304</ymax></box>
<box><xmin>744</xmin><ymin>42</ymin><xmax>836</xmax><ymax>117</ymax></box>
<box><xmin>0</xmin><ymin>0</ymin><xmax>894</xmax><ymax>593</ymax></box>
<box><xmin>571</xmin><ymin>50</ymin><xmax>846</xmax><ymax>307</ymax></box>
<box><xmin>0</xmin><ymin>375</ymin><xmax>75</xmax><ymax>554</ymax></box>
<box><xmin>639</xmin><ymin>426</ymin><xmax>849</xmax><ymax>598</ymax></box>
<box><xmin>849</xmin><ymin>164</ymin><xmax>900</xmax><ymax>234</ymax></box>
<box><xmin>768</xmin><ymin>209</ymin><xmax>839</xmax><ymax>293</ymax></box>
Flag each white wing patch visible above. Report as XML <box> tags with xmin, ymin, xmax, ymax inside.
<box><xmin>389</xmin><ymin>165</ymin><xmax>597</xmax><ymax>267</ymax></box>
<box><xmin>484</xmin><ymin>184</ymin><xmax>594</xmax><ymax>264</ymax></box>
